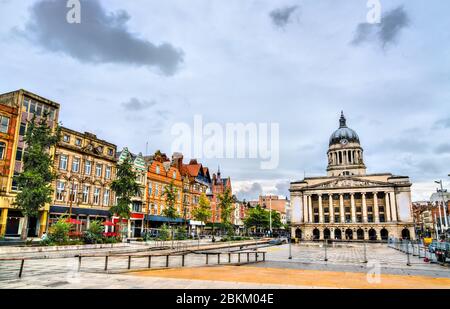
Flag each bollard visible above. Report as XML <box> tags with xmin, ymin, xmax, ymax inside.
<box><xmin>363</xmin><ymin>241</ymin><xmax>368</xmax><ymax>263</ymax></box>
<box><xmin>406</xmin><ymin>241</ymin><xmax>411</xmax><ymax>266</ymax></box>
<box><xmin>78</xmin><ymin>256</ymin><xmax>82</xmax><ymax>272</ymax></box>
<box><xmin>18</xmin><ymin>259</ymin><xmax>25</xmax><ymax>278</ymax></box>
<box><xmin>104</xmin><ymin>256</ymin><xmax>109</xmax><ymax>271</ymax></box>
<box><xmin>238</xmin><ymin>253</ymin><xmax>241</xmax><ymax>263</ymax></box>
<box><xmin>182</xmin><ymin>255</ymin><xmax>185</xmax><ymax>267</ymax></box>
<box><xmin>263</xmin><ymin>252</ymin><xmax>266</xmax><ymax>262</ymax></box>
<box><xmin>324</xmin><ymin>240</ymin><xmax>328</xmax><ymax>262</ymax></box>
<box><xmin>255</xmin><ymin>252</ymin><xmax>258</xmax><ymax>262</ymax></box>
<box><xmin>128</xmin><ymin>256</ymin><xmax>131</xmax><ymax>269</ymax></box>
<box><xmin>206</xmin><ymin>254</ymin><xmax>209</xmax><ymax>265</ymax></box>
<box><xmin>228</xmin><ymin>253</ymin><xmax>231</xmax><ymax>263</ymax></box>
<box><xmin>166</xmin><ymin>255</ymin><xmax>169</xmax><ymax>267</ymax></box>
<box><xmin>289</xmin><ymin>237</ymin><xmax>292</xmax><ymax>260</ymax></box>
<box><xmin>218</xmin><ymin>253</ymin><xmax>221</xmax><ymax>265</ymax></box>
<box><xmin>148</xmin><ymin>255</ymin><xmax>152</xmax><ymax>268</ymax></box>
<box><xmin>247</xmin><ymin>252</ymin><xmax>250</xmax><ymax>262</ymax></box>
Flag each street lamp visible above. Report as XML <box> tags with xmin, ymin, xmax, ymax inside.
<box><xmin>435</xmin><ymin>180</ymin><xmax>449</xmax><ymax>230</ymax></box>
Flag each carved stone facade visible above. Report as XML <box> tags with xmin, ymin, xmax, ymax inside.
<box><xmin>290</xmin><ymin>113</ymin><xmax>415</xmax><ymax>241</ymax></box>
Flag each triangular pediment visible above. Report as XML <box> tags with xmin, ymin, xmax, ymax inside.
<box><xmin>308</xmin><ymin>177</ymin><xmax>391</xmax><ymax>189</ymax></box>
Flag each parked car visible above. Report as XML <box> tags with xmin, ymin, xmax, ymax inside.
<box><xmin>429</xmin><ymin>241</ymin><xmax>450</xmax><ymax>262</ymax></box>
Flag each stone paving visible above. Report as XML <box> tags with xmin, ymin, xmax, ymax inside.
<box><xmin>0</xmin><ymin>242</ymin><xmax>449</xmax><ymax>289</ymax></box>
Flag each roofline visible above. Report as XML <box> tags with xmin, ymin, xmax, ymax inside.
<box><xmin>60</xmin><ymin>126</ymin><xmax>117</xmax><ymax>148</ymax></box>
<box><xmin>1</xmin><ymin>89</ymin><xmax>61</xmax><ymax>109</ymax></box>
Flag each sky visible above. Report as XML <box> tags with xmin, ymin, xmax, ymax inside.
<box><xmin>0</xmin><ymin>0</ymin><xmax>449</xmax><ymax>202</ymax></box>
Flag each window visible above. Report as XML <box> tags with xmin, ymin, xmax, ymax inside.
<box><xmin>103</xmin><ymin>189</ymin><xmax>110</xmax><ymax>206</ymax></box>
<box><xmin>72</xmin><ymin>158</ymin><xmax>80</xmax><ymax>173</ymax></box>
<box><xmin>0</xmin><ymin>142</ymin><xmax>5</xmax><ymax>160</ymax></box>
<box><xmin>63</xmin><ymin>135</ymin><xmax>70</xmax><ymax>143</ymax></box>
<box><xmin>334</xmin><ymin>215</ymin><xmax>340</xmax><ymax>223</ymax></box>
<box><xmin>11</xmin><ymin>172</ymin><xmax>20</xmax><ymax>191</ymax></box>
<box><xmin>156</xmin><ymin>166</ymin><xmax>160</xmax><ymax>175</ymax></box>
<box><xmin>148</xmin><ymin>182</ymin><xmax>153</xmax><ymax>195</ymax></box>
<box><xmin>155</xmin><ymin>184</ymin><xmax>159</xmax><ymax>196</ymax></box>
<box><xmin>56</xmin><ymin>181</ymin><xmax>65</xmax><ymax>201</ymax></box>
<box><xmin>84</xmin><ymin>161</ymin><xmax>92</xmax><ymax>175</ymax></box>
<box><xmin>15</xmin><ymin>147</ymin><xmax>23</xmax><ymax>161</ymax></box>
<box><xmin>96</xmin><ymin>164</ymin><xmax>102</xmax><ymax>177</ymax></box>
<box><xmin>29</xmin><ymin>101</ymin><xmax>36</xmax><ymax>114</ymax></box>
<box><xmin>105</xmin><ymin>166</ymin><xmax>111</xmax><ymax>179</ymax></box>
<box><xmin>23</xmin><ymin>98</ymin><xmax>29</xmax><ymax>111</ymax></box>
<box><xmin>173</xmin><ymin>171</ymin><xmax>176</xmax><ymax>179</ymax></box>
<box><xmin>132</xmin><ymin>202</ymin><xmax>142</xmax><ymax>213</ymax></box>
<box><xmin>0</xmin><ymin>116</ymin><xmax>10</xmax><ymax>133</ymax></box>
<box><xmin>70</xmin><ymin>183</ymin><xmax>78</xmax><ymax>203</ymax></box>
<box><xmin>93</xmin><ymin>188</ymin><xmax>100</xmax><ymax>205</ymax></box>
<box><xmin>75</xmin><ymin>138</ymin><xmax>82</xmax><ymax>146</ymax></box>
<box><xmin>82</xmin><ymin>185</ymin><xmax>90</xmax><ymax>204</ymax></box>
<box><xmin>108</xmin><ymin>148</ymin><xmax>114</xmax><ymax>156</ymax></box>
<box><xmin>19</xmin><ymin>123</ymin><xmax>26</xmax><ymax>136</ymax></box>
<box><xmin>59</xmin><ymin>155</ymin><xmax>68</xmax><ymax>170</ymax></box>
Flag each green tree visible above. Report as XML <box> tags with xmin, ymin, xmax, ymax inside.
<box><xmin>269</xmin><ymin>210</ymin><xmax>283</xmax><ymax>229</ymax></box>
<box><xmin>161</xmin><ymin>181</ymin><xmax>180</xmax><ymax>247</ymax></box>
<box><xmin>47</xmin><ymin>216</ymin><xmax>72</xmax><ymax>245</ymax></box>
<box><xmin>244</xmin><ymin>204</ymin><xmax>269</xmax><ymax>232</ymax></box>
<box><xmin>162</xmin><ymin>181</ymin><xmax>179</xmax><ymax>219</ymax></box>
<box><xmin>191</xmin><ymin>193</ymin><xmax>211</xmax><ymax>235</ymax></box>
<box><xmin>217</xmin><ymin>188</ymin><xmax>234</xmax><ymax>235</ymax></box>
<box><xmin>14</xmin><ymin>115</ymin><xmax>60</xmax><ymax>240</ymax></box>
<box><xmin>110</xmin><ymin>156</ymin><xmax>140</xmax><ymax>240</ymax></box>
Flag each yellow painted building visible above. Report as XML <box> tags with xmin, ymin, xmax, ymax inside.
<box><xmin>0</xmin><ymin>90</ymin><xmax>60</xmax><ymax>238</ymax></box>
<box><xmin>50</xmin><ymin>127</ymin><xmax>117</xmax><ymax>230</ymax></box>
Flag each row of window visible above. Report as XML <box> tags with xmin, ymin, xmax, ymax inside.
<box><xmin>59</xmin><ymin>155</ymin><xmax>112</xmax><ymax>179</ymax></box>
<box><xmin>312</xmin><ymin>214</ymin><xmax>386</xmax><ymax>224</ymax></box>
<box><xmin>23</xmin><ymin>98</ymin><xmax>57</xmax><ymax>119</ymax></box>
<box><xmin>56</xmin><ymin>181</ymin><xmax>112</xmax><ymax>206</ymax></box>
<box><xmin>147</xmin><ymin>181</ymin><xmax>181</xmax><ymax>200</ymax></box>
<box><xmin>62</xmin><ymin>134</ymin><xmax>115</xmax><ymax>156</ymax></box>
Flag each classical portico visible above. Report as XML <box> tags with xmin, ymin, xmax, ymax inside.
<box><xmin>290</xmin><ymin>113</ymin><xmax>415</xmax><ymax>241</ymax></box>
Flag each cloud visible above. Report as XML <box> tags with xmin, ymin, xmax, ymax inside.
<box><xmin>235</xmin><ymin>182</ymin><xmax>263</xmax><ymax>201</ymax></box>
<box><xmin>433</xmin><ymin>118</ymin><xmax>450</xmax><ymax>129</ymax></box>
<box><xmin>269</xmin><ymin>5</ymin><xmax>298</xmax><ymax>28</ymax></box>
<box><xmin>20</xmin><ymin>0</ymin><xmax>183</xmax><ymax>75</ymax></box>
<box><xmin>351</xmin><ymin>6</ymin><xmax>410</xmax><ymax>48</ymax></box>
<box><xmin>434</xmin><ymin>144</ymin><xmax>450</xmax><ymax>154</ymax></box>
<box><xmin>122</xmin><ymin>98</ymin><xmax>156</xmax><ymax>111</ymax></box>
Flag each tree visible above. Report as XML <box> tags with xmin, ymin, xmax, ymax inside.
<box><xmin>191</xmin><ymin>193</ymin><xmax>212</xmax><ymax>235</ymax></box>
<box><xmin>110</xmin><ymin>156</ymin><xmax>140</xmax><ymax>240</ymax></box>
<box><xmin>161</xmin><ymin>181</ymin><xmax>180</xmax><ymax>247</ymax></box>
<box><xmin>161</xmin><ymin>181</ymin><xmax>179</xmax><ymax>219</ymax></box>
<box><xmin>269</xmin><ymin>210</ymin><xmax>283</xmax><ymax>230</ymax></box>
<box><xmin>14</xmin><ymin>115</ymin><xmax>60</xmax><ymax>240</ymax></box>
<box><xmin>217</xmin><ymin>188</ymin><xmax>234</xmax><ymax>235</ymax></box>
<box><xmin>244</xmin><ymin>204</ymin><xmax>269</xmax><ymax>233</ymax></box>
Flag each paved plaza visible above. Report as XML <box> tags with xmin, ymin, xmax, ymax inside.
<box><xmin>0</xmin><ymin>242</ymin><xmax>449</xmax><ymax>289</ymax></box>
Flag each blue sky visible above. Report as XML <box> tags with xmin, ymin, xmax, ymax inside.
<box><xmin>0</xmin><ymin>0</ymin><xmax>449</xmax><ymax>201</ymax></box>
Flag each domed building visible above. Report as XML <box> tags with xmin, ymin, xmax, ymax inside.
<box><xmin>290</xmin><ymin>112</ymin><xmax>415</xmax><ymax>241</ymax></box>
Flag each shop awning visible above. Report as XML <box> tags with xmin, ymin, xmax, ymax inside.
<box><xmin>50</xmin><ymin>206</ymin><xmax>110</xmax><ymax>217</ymax></box>
<box><xmin>66</xmin><ymin>218</ymin><xmax>84</xmax><ymax>225</ymax></box>
<box><xmin>144</xmin><ymin>215</ymin><xmax>185</xmax><ymax>224</ymax></box>
<box><xmin>102</xmin><ymin>221</ymin><xmax>116</xmax><ymax>226</ymax></box>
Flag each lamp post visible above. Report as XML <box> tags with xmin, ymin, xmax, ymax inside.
<box><xmin>435</xmin><ymin>180</ymin><xmax>448</xmax><ymax>229</ymax></box>
<box><xmin>269</xmin><ymin>197</ymin><xmax>272</xmax><ymax>237</ymax></box>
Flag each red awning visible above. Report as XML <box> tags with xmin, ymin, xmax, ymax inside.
<box><xmin>102</xmin><ymin>221</ymin><xmax>116</xmax><ymax>226</ymax></box>
<box><xmin>66</xmin><ymin>218</ymin><xmax>84</xmax><ymax>225</ymax></box>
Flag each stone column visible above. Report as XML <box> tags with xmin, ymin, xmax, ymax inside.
<box><xmin>329</xmin><ymin>194</ymin><xmax>334</xmax><ymax>223</ymax></box>
<box><xmin>374</xmin><ymin>192</ymin><xmax>380</xmax><ymax>223</ymax></box>
<box><xmin>350</xmin><ymin>193</ymin><xmax>356</xmax><ymax>223</ymax></box>
<box><xmin>39</xmin><ymin>210</ymin><xmax>48</xmax><ymax>237</ymax></box>
<box><xmin>318</xmin><ymin>195</ymin><xmax>324</xmax><ymax>223</ymax></box>
<box><xmin>0</xmin><ymin>208</ymin><xmax>8</xmax><ymax>237</ymax></box>
<box><xmin>339</xmin><ymin>194</ymin><xmax>345</xmax><ymax>223</ymax></box>
<box><xmin>389</xmin><ymin>192</ymin><xmax>398</xmax><ymax>221</ymax></box>
<box><xmin>362</xmin><ymin>193</ymin><xmax>368</xmax><ymax>223</ymax></box>
<box><xmin>303</xmin><ymin>194</ymin><xmax>308</xmax><ymax>223</ymax></box>
<box><xmin>308</xmin><ymin>195</ymin><xmax>313</xmax><ymax>223</ymax></box>
<box><xmin>330</xmin><ymin>228</ymin><xmax>335</xmax><ymax>239</ymax></box>
<box><xmin>384</xmin><ymin>192</ymin><xmax>391</xmax><ymax>222</ymax></box>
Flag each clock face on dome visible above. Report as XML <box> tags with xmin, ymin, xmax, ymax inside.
<box><xmin>340</xmin><ymin>138</ymin><xmax>348</xmax><ymax>145</ymax></box>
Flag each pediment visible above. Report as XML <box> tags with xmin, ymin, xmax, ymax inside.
<box><xmin>309</xmin><ymin>177</ymin><xmax>391</xmax><ymax>189</ymax></box>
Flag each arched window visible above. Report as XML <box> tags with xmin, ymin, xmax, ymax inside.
<box><xmin>0</xmin><ymin>142</ymin><xmax>5</xmax><ymax>160</ymax></box>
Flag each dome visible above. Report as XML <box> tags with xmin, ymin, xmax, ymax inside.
<box><xmin>329</xmin><ymin>112</ymin><xmax>360</xmax><ymax>146</ymax></box>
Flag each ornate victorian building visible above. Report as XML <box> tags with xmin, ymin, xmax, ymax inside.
<box><xmin>290</xmin><ymin>112</ymin><xmax>415</xmax><ymax>241</ymax></box>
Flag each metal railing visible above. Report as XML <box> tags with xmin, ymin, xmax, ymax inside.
<box><xmin>388</xmin><ymin>238</ymin><xmax>446</xmax><ymax>266</ymax></box>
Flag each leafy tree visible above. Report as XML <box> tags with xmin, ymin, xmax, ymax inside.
<box><xmin>110</xmin><ymin>156</ymin><xmax>140</xmax><ymax>240</ymax></box>
<box><xmin>83</xmin><ymin>220</ymin><xmax>104</xmax><ymax>244</ymax></box>
<box><xmin>191</xmin><ymin>193</ymin><xmax>211</xmax><ymax>234</ymax></box>
<box><xmin>269</xmin><ymin>210</ymin><xmax>283</xmax><ymax>229</ymax></box>
<box><xmin>47</xmin><ymin>217</ymin><xmax>72</xmax><ymax>245</ymax></box>
<box><xmin>14</xmin><ymin>115</ymin><xmax>60</xmax><ymax>240</ymax></box>
<box><xmin>217</xmin><ymin>188</ymin><xmax>234</xmax><ymax>235</ymax></box>
<box><xmin>244</xmin><ymin>204</ymin><xmax>269</xmax><ymax>232</ymax></box>
<box><xmin>161</xmin><ymin>181</ymin><xmax>179</xmax><ymax>219</ymax></box>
